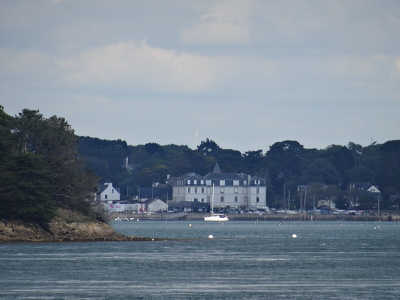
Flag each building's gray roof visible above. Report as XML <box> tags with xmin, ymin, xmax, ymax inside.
<box><xmin>168</xmin><ymin>163</ymin><xmax>266</xmax><ymax>186</ymax></box>
<box><xmin>350</xmin><ymin>182</ymin><xmax>373</xmax><ymax>190</ymax></box>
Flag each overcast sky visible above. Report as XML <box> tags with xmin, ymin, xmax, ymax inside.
<box><xmin>1</xmin><ymin>0</ymin><xmax>399</xmax><ymax>153</ymax></box>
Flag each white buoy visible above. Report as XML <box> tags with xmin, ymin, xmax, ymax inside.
<box><xmin>208</xmin><ymin>234</ymin><xmax>214</xmax><ymax>239</ymax></box>
<box><xmin>189</xmin><ymin>224</ymin><xmax>192</xmax><ymax>227</ymax></box>
<box><xmin>292</xmin><ymin>234</ymin><xmax>297</xmax><ymax>238</ymax></box>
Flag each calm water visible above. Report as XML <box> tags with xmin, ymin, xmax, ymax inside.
<box><xmin>1</xmin><ymin>220</ymin><xmax>400</xmax><ymax>299</ymax></box>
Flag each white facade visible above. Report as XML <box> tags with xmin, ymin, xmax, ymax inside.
<box><xmin>168</xmin><ymin>165</ymin><xmax>267</xmax><ymax>209</ymax></box>
<box><xmin>147</xmin><ymin>199</ymin><xmax>168</xmax><ymax>212</ymax></box>
<box><xmin>97</xmin><ymin>182</ymin><xmax>120</xmax><ymax>204</ymax></box>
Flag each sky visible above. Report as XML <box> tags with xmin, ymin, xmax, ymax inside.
<box><xmin>1</xmin><ymin>0</ymin><xmax>399</xmax><ymax>153</ymax></box>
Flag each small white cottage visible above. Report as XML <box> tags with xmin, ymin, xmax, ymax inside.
<box><xmin>96</xmin><ymin>183</ymin><xmax>120</xmax><ymax>204</ymax></box>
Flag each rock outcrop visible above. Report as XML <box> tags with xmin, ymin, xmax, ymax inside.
<box><xmin>0</xmin><ymin>209</ymin><xmax>159</xmax><ymax>243</ymax></box>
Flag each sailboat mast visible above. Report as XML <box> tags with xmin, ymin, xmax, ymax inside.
<box><xmin>211</xmin><ymin>184</ymin><xmax>214</xmax><ymax>213</ymax></box>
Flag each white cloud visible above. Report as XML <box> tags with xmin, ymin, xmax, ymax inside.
<box><xmin>1</xmin><ymin>0</ymin><xmax>399</xmax><ymax>152</ymax></box>
<box><xmin>182</xmin><ymin>0</ymin><xmax>254</xmax><ymax>45</ymax></box>
<box><xmin>57</xmin><ymin>41</ymin><xmax>225</xmax><ymax>93</ymax></box>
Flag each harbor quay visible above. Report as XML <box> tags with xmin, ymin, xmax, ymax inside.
<box><xmin>112</xmin><ymin>211</ymin><xmax>400</xmax><ymax>222</ymax></box>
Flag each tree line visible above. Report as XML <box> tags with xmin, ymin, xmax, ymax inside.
<box><xmin>79</xmin><ymin>136</ymin><xmax>400</xmax><ymax>211</ymax></box>
<box><xmin>0</xmin><ymin>107</ymin><xmax>99</xmax><ymax>224</ymax></box>
<box><xmin>1</xmin><ymin>107</ymin><xmax>399</xmax><ymax>223</ymax></box>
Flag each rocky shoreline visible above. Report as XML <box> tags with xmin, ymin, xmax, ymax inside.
<box><xmin>2</xmin><ymin>209</ymin><xmax>399</xmax><ymax>243</ymax></box>
<box><xmin>0</xmin><ymin>209</ymin><xmax>162</xmax><ymax>243</ymax></box>
<box><xmin>0</xmin><ymin>219</ymin><xmax>164</xmax><ymax>243</ymax></box>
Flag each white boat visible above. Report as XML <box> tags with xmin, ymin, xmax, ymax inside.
<box><xmin>204</xmin><ymin>184</ymin><xmax>229</xmax><ymax>222</ymax></box>
<box><xmin>204</xmin><ymin>214</ymin><xmax>229</xmax><ymax>222</ymax></box>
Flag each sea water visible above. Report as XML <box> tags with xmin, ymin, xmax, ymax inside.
<box><xmin>1</xmin><ymin>220</ymin><xmax>400</xmax><ymax>299</ymax></box>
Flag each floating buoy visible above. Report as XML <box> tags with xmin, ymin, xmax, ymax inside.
<box><xmin>208</xmin><ymin>234</ymin><xmax>214</xmax><ymax>239</ymax></box>
<box><xmin>292</xmin><ymin>234</ymin><xmax>297</xmax><ymax>238</ymax></box>
<box><xmin>189</xmin><ymin>224</ymin><xmax>192</xmax><ymax>227</ymax></box>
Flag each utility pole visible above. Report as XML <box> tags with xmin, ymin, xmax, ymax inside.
<box><xmin>378</xmin><ymin>195</ymin><xmax>380</xmax><ymax>216</ymax></box>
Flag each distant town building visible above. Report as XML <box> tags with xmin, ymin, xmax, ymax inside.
<box><xmin>349</xmin><ymin>182</ymin><xmax>381</xmax><ymax>195</ymax></box>
<box><xmin>168</xmin><ymin>163</ymin><xmax>267</xmax><ymax>210</ymax></box>
<box><xmin>345</xmin><ymin>181</ymin><xmax>382</xmax><ymax>209</ymax></box>
<box><xmin>349</xmin><ymin>182</ymin><xmax>382</xmax><ymax>201</ymax></box>
<box><xmin>96</xmin><ymin>182</ymin><xmax>120</xmax><ymax>204</ymax></box>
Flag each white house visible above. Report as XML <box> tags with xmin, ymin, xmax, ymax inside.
<box><xmin>168</xmin><ymin>163</ymin><xmax>267</xmax><ymax>210</ymax></box>
<box><xmin>96</xmin><ymin>182</ymin><xmax>120</xmax><ymax>204</ymax></box>
<box><xmin>145</xmin><ymin>198</ymin><xmax>168</xmax><ymax>212</ymax></box>
<box><xmin>349</xmin><ymin>182</ymin><xmax>381</xmax><ymax>194</ymax></box>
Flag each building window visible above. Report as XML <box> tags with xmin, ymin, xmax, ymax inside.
<box><xmin>187</xmin><ymin>188</ymin><xmax>191</xmax><ymax>193</ymax></box>
<box><xmin>207</xmin><ymin>196</ymin><xmax>211</xmax><ymax>203</ymax></box>
<box><xmin>256</xmin><ymin>187</ymin><xmax>260</xmax><ymax>194</ymax></box>
<box><xmin>201</xmin><ymin>188</ymin><xmax>205</xmax><ymax>193</ymax></box>
<box><xmin>195</xmin><ymin>188</ymin><xmax>198</xmax><ymax>193</ymax></box>
<box><xmin>220</xmin><ymin>180</ymin><xmax>225</xmax><ymax>186</ymax></box>
<box><xmin>220</xmin><ymin>196</ymin><xmax>224</xmax><ymax>202</ymax></box>
<box><xmin>220</xmin><ymin>188</ymin><xmax>225</xmax><ymax>194</ymax></box>
<box><xmin>235</xmin><ymin>196</ymin><xmax>238</xmax><ymax>202</ymax></box>
<box><xmin>187</xmin><ymin>180</ymin><xmax>191</xmax><ymax>185</ymax></box>
<box><xmin>206</xmin><ymin>180</ymin><xmax>211</xmax><ymax>186</ymax></box>
<box><xmin>201</xmin><ymin>180</ymin><xmax>204</xmax><ymax>185</ymax></box>
<box><xmin>233</xmin><ymin>180</ymin><xmax>239</xmax><ymax>186</ymax></box>
<box><xmin>256</xmin><ymin>197</ymin><xmax>260</xmax><ymax>203</ymax></box>
<box><xmin>112</xmin><ymin>189</ymin><xmax>114</xmax><ymax>193</ymax></box>
<box><xmin>244</xmin><ymin>180</ymin><xmax>247</xmax><ymax>186</ymax></box>
<box><xmin>105</xmin><ymin>195</ymin><xmax>108</xmax><ymax>200</ymax></box>
<box><xmin>234</xmin><ymin>187</ymin><xmax>238</xmax><ymax>194</ymax></box>
<box><xmin>194</xmin><ymin>180</ymin><xmax>197</xmax><ymax>184</ymax></box>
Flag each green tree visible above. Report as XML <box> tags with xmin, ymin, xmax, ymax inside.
<box><xmin>302</xmin><ymin>158</ymin><xmax>340</xmax><ymax>184</ymax></box>
<box><xmin>11</xmin><ymin>109</ymin><xmax>99</xmax><ymax>215</ymax></box>
<box><xmin>0</xmin><ymin>154</ymin><xmax>55</xmax><ymax>223</ymax></box>
<box><xmin>215</xmin><ymin>149</ymin><xmax>243</xmax><ymax>173</ymax></box>
<box><xmin>357</xmin><ymin>195</ymin><xmax>377</xmax><ymax>210</ymax></box>
<box><xmin>197</xmin><ymin>138</ymin><xmax>221</xmax><ymax>156</ymax></box>
<box><xmin>0</xmin><ymin>107</ymin><xmax>55</xmax><ymax>223</ymax></box>
<box><xmin>243</xmin><ymin>150</ymin><xmax>265</xmax><ymax>175</ymax></box>
<box><xmin>265</xmin><ymin>140</ymin><xmax>305</xmax><ymax>194</ymax></box>
<box><xmin>347</xmin><ymin>142</ymin><xmax>363</xmax><ymax>167</ymax></box>
<box><xmin>144</xmin><ymin>142</ymin><xmax>165</xmax><ymax>157</ymax></box>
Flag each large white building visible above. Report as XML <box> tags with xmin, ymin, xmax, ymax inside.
<box><xmin>168</xmin><ymin>163</ymin><xmax>267</xmax><ymax>210</ymax></box>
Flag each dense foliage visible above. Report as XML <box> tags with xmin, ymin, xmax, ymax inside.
<box><xmin>1</xmin><ymin>106</ymin><xmax>399</xmax><ymax>220</ymax></box>
<box><xmin>0</xmin><ymin>107</ymin><xmax>99</xmax><ymax>224</ymax></box>
<box><xmin>78</xmin><ymin>135</ymin><xmax>400</xmax><ymax>211</ymax></box>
